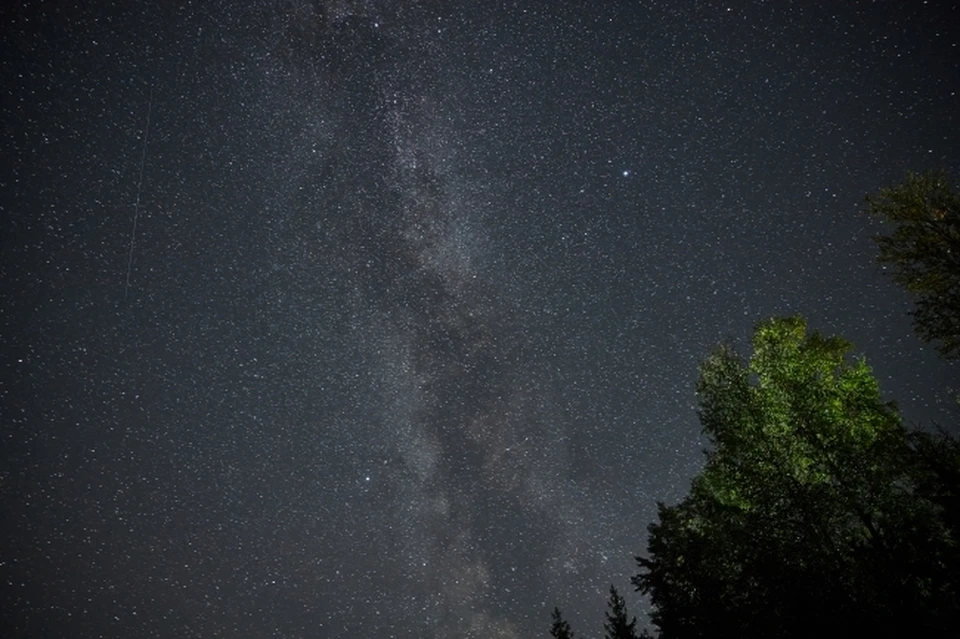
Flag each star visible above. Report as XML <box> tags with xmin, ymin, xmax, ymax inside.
<box><xmin>3</xmin><ymin>2</ymin><xmax>956</xmax><ymax>638</ymax></box>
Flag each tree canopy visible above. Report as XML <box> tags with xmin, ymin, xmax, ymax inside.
<box><xmin>865</xmin><ymin>170</ymin><xmax>960</xmax><ymax>359</ymax></box>
<box><xmin>632</xmin><ymin>317</ymin><xmax>960</xmax><ymax>638</ymax></box>
<box><xmin>548</xmin><ymin>169</ymin><xmax>960</xmax><ymax>638</ymax></box>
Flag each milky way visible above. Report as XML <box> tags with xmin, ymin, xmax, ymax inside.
<box><xmin>2</xmin><ymin>1</ymin><xmax>958</xmax><ymax>637</ymax></box>
<box><xmin>268</xmin><ymin>5</ymin><xmax>598</xmax><ymax>634</ymax></box>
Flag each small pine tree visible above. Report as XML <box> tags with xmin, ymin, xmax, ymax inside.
<box><xmin>604</xmin><ymin>585</ymin><xmax>639</xmax><ymax>639</ymax></box>
<box><xmin>550</xmin><ymin>606</ymin><xmax>576</xmax><ymax>639</ymax></box>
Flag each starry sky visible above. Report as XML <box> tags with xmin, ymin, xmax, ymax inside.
<box><xmin>2</xmin><ymin>1</ymin><xmax>958</xmax><ymax>637</ymax></box>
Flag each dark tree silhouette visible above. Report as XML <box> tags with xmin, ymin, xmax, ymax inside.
<box><xmin>550</xmin><ymin>606</ymin><xmax>576</xmax><ymax>639</ymax></box>
<box><xmin>865</xmin><ymin>171</ymin><xmax>960</xmax><ymax>359</ymax></box>
<box><xmin>633</xmin><ymin>317</ymin><xmax>960</xmax><ymax>638</ymax></box>
<box><xmin>603</xmin><ymin>585</ymin><xmax>639</xmax><ymax>639</ymax></box>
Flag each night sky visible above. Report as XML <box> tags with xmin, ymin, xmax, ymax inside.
<box><xmin>2</xmin><ymin>1</ymin><xmax>959</xmax><ymax>637</ymax></box>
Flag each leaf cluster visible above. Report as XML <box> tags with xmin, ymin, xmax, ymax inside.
<box><xmin>865</xmin><ymin>171</ymin><xmax>960</xmax><ymax>358</ymax></box>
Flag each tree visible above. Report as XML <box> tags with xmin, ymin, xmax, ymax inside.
<box><xmin>604</xmin><ymin>585</ymin><xmax>639</xmax><ymax>639</ymax></box>
<box><xmin>864</xmin><ymin>170</ymin><xmax>960</xmax><ymax>359</ymax></box>
<box><xmin>550</xmin><ymin>607</ymin><xmax>576</xmax><ymax>639</ymax></box>
<box><xmin>633</xmin><ymin>317</ymin><xmax>960</xmax><ymax>638</ymax></box>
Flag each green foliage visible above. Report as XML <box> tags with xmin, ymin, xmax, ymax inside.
<box><xmin>865</xmin><ymin>171</ymin><xmax>960</xmax><ymax>359</ymax></box>
<box><xmin>603</xmin><ymin>585</ymin><xmax>639</xmax><ymax>639</ymax></box>
<box><xmin>633</xmin><ymin>317</ymin><xmax>960</xmax><ymax>638</ymax></box>
<box><xmin>550</xmin><ymin>607</ymin><xmax>576</xmax><ymax>639</ymax></box>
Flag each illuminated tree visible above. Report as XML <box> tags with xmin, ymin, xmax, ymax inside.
<box><xmin>634</xmin><ymin>317</ymin><xmax>959</xmax><ymax>638</ymax></box>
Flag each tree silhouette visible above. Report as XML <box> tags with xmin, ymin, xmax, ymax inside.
<box><xmin>864</xmin><ymin>170</ymin><xmax>960</xmax><ymax>359</ymax></box>
<box><xmin>549</xmin><ymin>606</ymin><xmax>576</xmax><ymax>639</ymax></box>
<box><xmin>603</xmin><ymin>585</ymin><xmax>639</xmax><ymax>639</ymax></box>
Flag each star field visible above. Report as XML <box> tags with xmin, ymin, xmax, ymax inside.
<box><xmin>2</xmin><ymin>1</ymin><xmax>958</xmax><ymax>637</ymax></box>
